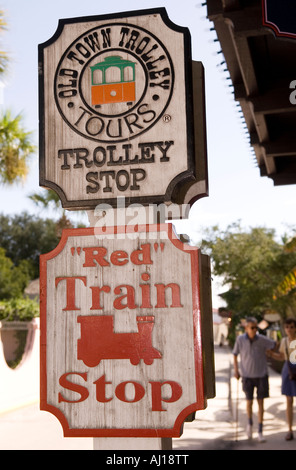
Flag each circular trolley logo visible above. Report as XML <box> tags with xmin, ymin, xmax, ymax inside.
<box><xmin>54</xmin><ymin>23</ymin><xmax>174</xmax><ymax>143</ymax></box>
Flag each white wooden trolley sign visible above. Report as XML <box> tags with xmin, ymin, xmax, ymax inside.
<box><xmin>38</xmin><ymin>8</ymin><xmax>197</xmax><ymax>209</ymax></box>
<box><xmin>40</xmin><ymin>224</ymin><xmax>206</xmax><ymax>437</ymax></box>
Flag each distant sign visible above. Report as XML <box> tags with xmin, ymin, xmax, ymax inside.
<box><xmin>262</xmin><ymin>0</ymin><xmax>296</xmax><ymax>39</ymax></box>
<box><xmin>40</xmin><ymin>224</ymin><xmax>206</xmax><ymax>437</ymax></box>
<box><xmin>39</xmin><ymin>8</ymin><xmax>201</xmax><ymax>209</ymax></box>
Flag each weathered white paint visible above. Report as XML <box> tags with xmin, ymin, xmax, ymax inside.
<box><xmin>39</xmin><ymin>9</ymin><xmax>196</xmax><ymax>209</ymax></box>
<box><xmin>40</xmin><ymin>224</ymin><xmax>205</xmax><ymax>437</ymax></box>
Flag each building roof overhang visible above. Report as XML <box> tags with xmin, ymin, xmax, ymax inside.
<box><xmin>206</xmin><ymin>0</ymin><xmax>296</xmax><ymax>185</ymax></box>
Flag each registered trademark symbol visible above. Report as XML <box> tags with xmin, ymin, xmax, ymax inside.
<box><xmin>163</xmin><ymin>114</ymin><xmax>171</xmax><ymax>123</ymax></box>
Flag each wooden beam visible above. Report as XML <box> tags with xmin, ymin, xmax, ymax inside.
<box><xmin>206</xmin><ymin>0</ymin><xmax>224</xmax><ymax>18</ymax></box>
<box><xmin>250</xmin><ymin>89</ymin><xmax>296</xmax><ymax>114</ymax></box>
<box><xmin>272</xmin><ymin>173</ymin><xmax>296</xmax><ymax>186</ymax></box>
<box><xmin>224</xmin><ymin>7</ymin><xmax>270</xmax><ymax>38</ymax></box>
<box><xmin>263</xmin><ymin>138</ymin><xmax>296</xmax><ymax>158</ymax></box>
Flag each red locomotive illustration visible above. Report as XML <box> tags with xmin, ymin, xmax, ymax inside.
<box><xmin>77</xmin><ymin>315</ymin><xmax>162</xmax><ymax>367</ymax></box>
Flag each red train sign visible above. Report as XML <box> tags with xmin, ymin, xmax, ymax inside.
<box><xmin>40</xmin><ymin>224</ymin><xmax>207</xmax><ymax>437</ymax></box>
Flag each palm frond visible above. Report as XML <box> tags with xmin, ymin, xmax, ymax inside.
<box><xmin>273</xmin><ymin>267</ymin><xmax>296</xmax><ymax>299</ymax></box>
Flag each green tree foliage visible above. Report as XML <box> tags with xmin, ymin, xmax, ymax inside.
<box><xmin>29</xmin><ymin>188</ymin><xmax>85</xmax><ymax>236</ymax></box>
<box><xmin>0</xmin><ymin>297</ymin><xmax>39</xmax><ymax>322</ymax></box>
<box><xmin>274</xmin><ymin>235</ymin><xmax>296</xmax><ymax>299</ymax></box>
<box><xmin>0</xmin><ymin>212</ymin><xmax>60</xmax><ymax>281</ymax></box>
<box><xmin>28</xmin><ymin>188</ymin><xmax>61</xmax><ymax>212</ymax></box>
<box><xmin>0</xmin><ymin>11</ymin><xmax>36</xmax><ymax>184</ymax></box>
<box><xmin>0</xmin><ymin>111</ymin><xmax>36</xmax><ymax>184</ymax></box>
<box><xmin>0</xmin><ymin>247</ymin><xmax>31</xmax><ymax>299</ymax></box>
<box><xmin>0</xmin><ymin>9</ymin><xmax>9</xmax><ymax>75</ymax></box>
<box><xmin>200</xmin><ymin>222</ymin><xmax>296</xmax><ymax>319</ymax></box>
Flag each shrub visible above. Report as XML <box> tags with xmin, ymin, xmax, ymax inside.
<box><xmin>0</xmin><ymin>297</ymin><xmax>39</xmax><ymax>322</ymax></box>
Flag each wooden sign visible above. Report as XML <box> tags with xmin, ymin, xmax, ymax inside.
<box><xmin>40</xmin><ymin>224</ymin><xmax>206</xmax><ymax>437</ymax></box>
<box><xmin>262</xmin><ymin>0</ymin><xmax>296</xmax><ymax>39</ymax></box>
<box><xmin>38</xmin><ymin>8</ymin><xmax>201</xmax><ymax>209</ymax></box>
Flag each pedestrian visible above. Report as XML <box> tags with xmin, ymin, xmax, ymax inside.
<box><xmin>233</xmin><ymin>317</ymin><xmax>276</xmax><ymax>442</ymax></box>
<box><xmin>267</xmin><ymin>317</ymin><xmax>296</xmax><ymax>441</ymax></box>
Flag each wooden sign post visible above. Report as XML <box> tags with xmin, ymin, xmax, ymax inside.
<box><xmin>40</xmin><ymin>224</ymin><xmax>207</xmax><ymax>440</ymax></box>
<box><xmin>39</xmin><ymin>8</ymin><xmax>214</xmax><ymax>450</ymax></box>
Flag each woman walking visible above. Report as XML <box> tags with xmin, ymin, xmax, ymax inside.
<box><xmin>269</xmin><ymin>318</ymin><xmax>296</xmax><ymax>441</ymax></box>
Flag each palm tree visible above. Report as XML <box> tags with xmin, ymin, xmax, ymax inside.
<box><xmin>274</xmin><ymin>236</ymin><xmax>296</xmax><ymax>299</ymax></box>
<box><xmin>28</xmin><ymin>188</ymin><xmax>62</xmax><ymax>212</ymax></box>
<box><xmin>0</xmin><ymin>11</ymin><xmax>36</xmax><ymax>184</ymax></box>
<box><xmin>0</xmin><ymin>110</ymin><xmax>36</xmax><ymax>184</ymax></box>
<box><xmin>0</xmin><ymin>10</ymin><xmax>9</xmax><ymax>75</ymax></box>
<box><xmin>29</xmin><ymin>188</ymin><xmax>74</xmax><ymax>237</ymax></box>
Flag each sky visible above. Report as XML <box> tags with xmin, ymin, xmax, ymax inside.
<box><xmin>0</xmin><ymin>0</ymin><xmax>295</xmax><ymax>306</ymax></box>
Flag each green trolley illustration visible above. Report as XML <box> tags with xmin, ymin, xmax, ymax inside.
<box><xmin>91</xmin><ymin>55</ymin><xmax>136</xmax><ymax>106</ymax></box>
